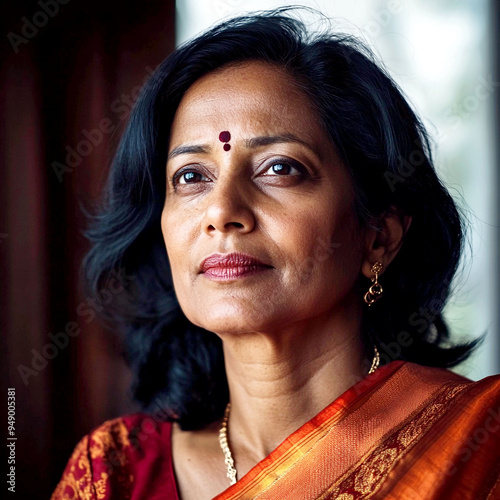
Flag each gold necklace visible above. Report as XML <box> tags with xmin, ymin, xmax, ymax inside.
<box><xmin>218</xmin><ymin>346</ymin><xmax>380</xmax><ymax>485</ymax></box>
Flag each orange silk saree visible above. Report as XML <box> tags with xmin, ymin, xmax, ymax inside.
<box><xmin>52</xmin><ymin>361</ymin><xmax>500</xmax><ymax>499</ymax></box>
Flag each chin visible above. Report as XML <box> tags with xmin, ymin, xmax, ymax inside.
<box><xmin>185</xmin><ymin>297</ymin><xmax>284</xmax><ymax>334</ymax></box>
<box><xmin>192</xmin><ymin>316</ymin><xmax>267</xmax><ymax>336</ymax></box>
<box><xmin>188</xmin><ymin>304</ymin><xmax>283</xmax><ymax>336</ymax></box>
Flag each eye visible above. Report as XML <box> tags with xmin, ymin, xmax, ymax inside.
<box><xmin>174</xmin><ymin>169</ymin><xmax>210</xmax><ymax>185</ymax></box>
<box><xmin>261</xmin><ymin>160</ymin><xmax>303</xmax><ymax>176</ymax></box>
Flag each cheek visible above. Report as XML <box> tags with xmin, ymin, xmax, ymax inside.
<box><xmin>286</xmin><ymin>211</ymin><xmax>362</xmax><ymax>288</ymax></box>
<box><xmin>161</xmin><ymin>211</ymin><xmax>173</xmax><ymax>260</ymax></box>
<box><xmin>161</xmin><ymin>210</ymin><xmax>190</xmax><ymax>287</ymax></box>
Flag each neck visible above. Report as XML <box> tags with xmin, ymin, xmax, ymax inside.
<box><xmin>219</xmin><ymin>308</ymin><xmax>370</xmax><ymax>473</ymax></box>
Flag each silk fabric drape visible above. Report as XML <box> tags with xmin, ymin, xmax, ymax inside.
<box><xmin>52</xmin><ymin>361</ymin><xmax>500</xmax><ymax>499</ymax></box>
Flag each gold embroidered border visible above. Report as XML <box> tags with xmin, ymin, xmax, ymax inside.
<box><xmin>320</xmin><ymin>382</ymin><xmax>469</xmax><ymax>500</ymax></box>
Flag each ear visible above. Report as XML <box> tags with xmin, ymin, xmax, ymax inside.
<box><xmin>361</xmin><ymin>207</ymin><xmax>412</xmax><ymax>278</ymax></box>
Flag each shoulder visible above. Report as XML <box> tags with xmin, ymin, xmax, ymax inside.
<box><xmin>87</xmin><ymin>413</ymin><xmax>174</xmax><ymax>451</ymax></box>
<box><xmin>399</xmin><ymin>361</ymin><xmax>500</xmax><ymax>408</ymax></box>
<box><xmin>51</xmin><ymin>414</ymin><xmax>175</xmax><ymax>500</ymax></box>
<box><xmin>398</xmin><ymin>364</ymin><xmax>500</xmax><ymax>492</ymax></box>
<box><xmin>395</xmin><ymin>363</ymin><xmax>500</xmax><ymax>459</ymax></box>
<box><xmin>78</xmin><ymin>412</ymin><xmax>174</xmax><ymax>465</ymax></box>
<box><xmin>374</xmin><ymin>361</ymin><xmax>500</xmax><ymax>425</ymax></box>
<box><xmin>402</xmin><ymin>361</ymin><xmax>500</xmax><ymax>394</ymax></box>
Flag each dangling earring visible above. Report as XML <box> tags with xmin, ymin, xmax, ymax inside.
<box><xmin>364</xmin><ymin>262</ymin><xmax>383</xmax><ymax>306</ymax></box>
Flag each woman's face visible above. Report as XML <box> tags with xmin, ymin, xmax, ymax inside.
<box><xmin>162</xmin><ymin>61</ymin><xmax>367</xmax><ymax>335</ymax></box>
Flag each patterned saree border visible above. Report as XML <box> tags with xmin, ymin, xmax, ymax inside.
<box><xmin>318</xmin><ymin>381</ymin><xmax>469</xmax><ymax>499</ymax></box>
<box><xmin>213</xmin><ymin>362</ymin><xmax>406</xmax><ymax>500</ymax></box>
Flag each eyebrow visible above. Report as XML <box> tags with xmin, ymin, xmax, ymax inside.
<box><xmin>167</xmin><ymin>144</ymin><xmax>211</xmax><ymax>159</ymax></box>
<box><xmin>167</xmin><ymin>133</ymin><xmax>312</xmax><ymax>160</ymax></box>
<box><xmin>245</xmin><ymin>134</ymin><xmax>311</xmax><ymax>149</ymax></box>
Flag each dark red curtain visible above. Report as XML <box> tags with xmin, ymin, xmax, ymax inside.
<box><xmin>1</xmin><ymin>1</ymin><xmax>175</xmax><ymax>496</ymax></box>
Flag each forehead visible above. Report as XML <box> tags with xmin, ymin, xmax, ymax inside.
<box><xmin>169</xmin><ymin>61</ymin><xmax>325</xmax><ymax>145</ymax></box>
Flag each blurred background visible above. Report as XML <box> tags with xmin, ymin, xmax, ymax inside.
<box><xmin>1</xmin><ymin>0</ymin><xmax>498</xmax><ymax>497</ymax></box>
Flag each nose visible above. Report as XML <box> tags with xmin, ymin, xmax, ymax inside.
<box><xmin>202</xmin><ymin>177</ymin><xmax>256</xmax><ymax>235</ymax></box>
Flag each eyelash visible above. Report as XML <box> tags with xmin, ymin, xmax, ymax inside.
<box><xmin>174</xmin><ymin>169</ymin><xmax>209</xmax><ymax>185</ymax></box>
<box><xmin>171</xmin><ymin>158</ymin><xmax>305</xmax><ymax>188</ymax></box>
<box><xmin>261</xmin><ymin>159</ymin><xmax>304</xmax><ymax>177</ymax></box>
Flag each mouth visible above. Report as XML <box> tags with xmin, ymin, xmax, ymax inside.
<box><xmin>199</xmin><ymin>252</ymin><xmax>273</xmax><ymax>281</ymax></box>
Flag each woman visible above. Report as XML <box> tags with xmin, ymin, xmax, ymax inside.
<box><xmin>52</xmin><ymin>10</ymin><xmax>500</xmax><ymax>499</ymax></box>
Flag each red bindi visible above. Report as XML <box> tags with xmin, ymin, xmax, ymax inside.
<box><xmin>219</xmin><ymin>131</ymin><xmax>231</xmax><ymax>142</ymax></box>
<box><xmin>219</xmin><ymin>131</ymin><xmax>231</xmax><ymax>151</ymax></box>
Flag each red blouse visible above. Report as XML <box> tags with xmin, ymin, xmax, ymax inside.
<box><xmin>51</xmin><ymin>414</ymin><xmax>180</xmax><ymax>499</ymax></box>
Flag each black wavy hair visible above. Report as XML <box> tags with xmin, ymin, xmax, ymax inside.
<box><xmin>83</xmin><ymin>9</ymin><xmax>478</xmax><ymax>430</ymax></box>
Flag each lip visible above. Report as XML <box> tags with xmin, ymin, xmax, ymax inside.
<box><xmin>200</xmin><ymin>252</ymin><xmax>273</xmax><ymax>281</ymax></box>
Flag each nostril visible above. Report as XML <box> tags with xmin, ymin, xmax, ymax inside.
<box><xmin>206</xmin><ymin>221</ymin><xmax>246</xmax><ymax>233</ymax></box>
<box><xmin>203</xmin><ymin>205</ymin><xmax>255</xmax><ymax>234</ymax></box>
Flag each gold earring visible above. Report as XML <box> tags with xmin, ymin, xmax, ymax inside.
<box><xmin>364</xmin><ymin>262</ymin><xmax>383</xmax><ymax>306</ymax></box>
